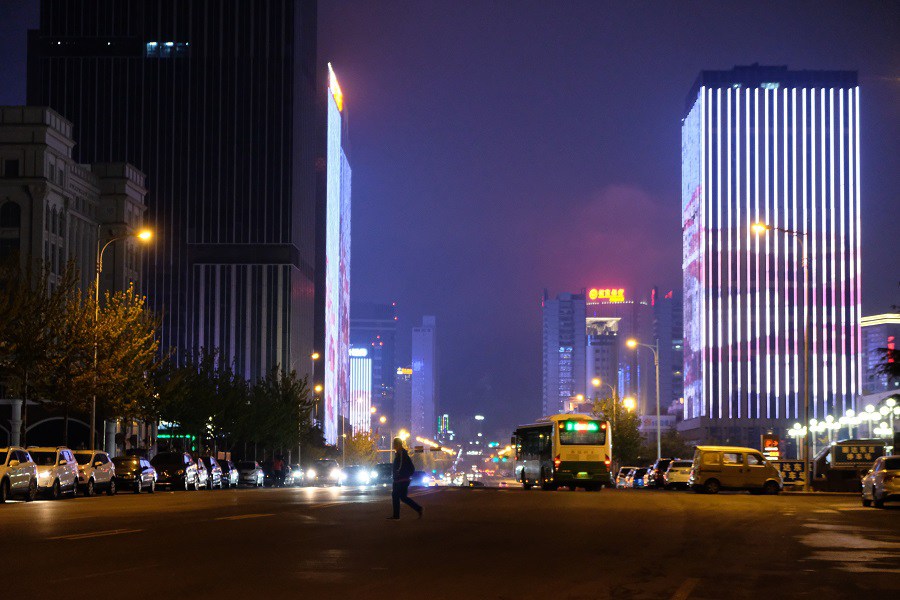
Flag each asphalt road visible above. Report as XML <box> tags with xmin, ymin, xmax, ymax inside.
<box><xmin>1</xmin><ymin>485</ymin><xmax>898</xmax><ymax>599</ymax></box>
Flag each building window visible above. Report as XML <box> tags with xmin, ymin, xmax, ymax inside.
<box><xmin>146</xmin><ymin>41</ymin><xmax>190</xmax><ymax>58</ymax></box>
<box><xmin>0</xmin><ymin>202</ymin><xmax>21</xmax><ymax>228</ymax></box>
<box><xmin>3</xmin><ymin>159</ymin><xmax>19</xmax><ymax>178</ymax></box>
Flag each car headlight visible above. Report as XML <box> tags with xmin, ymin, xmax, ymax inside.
<box><xmin>176</xmin><ymin>469</ymin><xmax>185</xmax><ymax>476</ymax></box>
<box><xmin>329</xmin><ymin>468</ymin><xmax>341</xmax><ymax>480</ymax></box>
<box><xmin>292</xmin><ymin>469</ymin><xmax>302</xmax><ymax>478</ymax></box>
<box><xmin>307</xmin><ymin>469</ymin><xmax>316</xmax><ymax>479</ymax></box>
<box><xmin>357</xmin><ymin>473</ymin><xmax>370</xmax><ymax>483</ymax></box>
<box><xmin>370</xmin><ymin>470</ymin><xmax>378</xmax><ymax>479</ymax></box>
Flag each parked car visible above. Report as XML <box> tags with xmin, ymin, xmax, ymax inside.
<box><xmin>306</xmin><ymin>459</ymin><xmax>343</xmax><ymax>486</ymax></box>
<box><xmin>616</xmin><ymin>466</ymin><xmax>639</xmax><ymax>489</ymax></box>
<box><xmin>112</xmin><ymin>456</ymin><xmax>156</xmax><ymax>493</ymax></box>
<box><xmin>343</xmin><ymin>465</ymin><xmax>377</xmax><ymax>486</ymax></box>
<box><xmin>0</xmin><ymin>446</ymin><xmax>38</xmax><ymax>503</ymax></box>
<box><xmin>663</xmin><ymin>460</ymin><xmax>694</xmax><ymax>490</ymax></box>
<box><xmin>237</xmin><ymin>461</ymin><xmax>264</xmax><ymax>487</ymax></box>
<box><xmin>627</xmin><ymin>468</ymin><xmax>648</xmax><ymax>489</ymax></box>
<box><xmin>219</xmin><ymin>459</ymin><xmax>239</xmax><ymax>488</ymax></box>
<box><xmin>151</xmin><ymin>452</ymin><xmax>199</xmax><ymax>490</ymax></box>
<box><xmin>372</xmin><ymin>463</ymin><xmax>393</xmax><ymax>487</ymax></box>
<box><xmin>261</xmin><ymin>460</ymin><xmax>285</xmax><ymax>487</ymax></box>
<box><xmin>195</xmin><ymin>458</ymin><xmax>210</xmax><ymax>489</ymax></box>
<box><xmin>28</xmin><ymin>446</ymin><xmax>79</xmax><ymax>499</ymax></box>
<box><xmin>646</xmin><ymin>458</ymin><xmax>675</xmax><ymax>489</ymax></box>
<box><xmin>285</xmin><ymin>464</ymin><xmax>304</xmax><ymax>487</ymax></box>
<box><xmin>861</xmin><ymin>456</ymin><xmax>900</xmax><ymax>508</ymax></box>
<box><xmin>200</xmin><ymin>457</ymin><xmax>223</xmax><ymax>489</ymax></box>
<box><xmin>73</xmin><ymin>450</ymin><xmax>116</xmax><ymax>496</ymax></box>
<box><xmin>688</xmin><ymin>446</ymin><xmax>783</xmax><ymax>494</ymax></box>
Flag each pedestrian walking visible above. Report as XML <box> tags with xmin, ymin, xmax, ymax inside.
<box><xmin>387</xmin><ymin>437</ymin><xmax>423</xmax><ymax>520</ymax></box>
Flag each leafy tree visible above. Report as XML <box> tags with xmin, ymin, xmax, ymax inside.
<box><xmin>658</xmin><ymin>428</ymin><xmax>694</xmax><ymax>460</ymax></box>
<box><xmin>343</xmin><ymin>431</ymin><xmax>378</xmax><ymax>466</ymax></box>
<box><xmin>592</xmin><ymin>394</ymin><xmax>647</xmax><ymax>466</ymax></box>
<box><xmin>248</xmin><ymin>366</ymin><xmax>313</xmax><ymax>453</ymax></box>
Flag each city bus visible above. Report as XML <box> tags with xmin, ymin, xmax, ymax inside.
<box><xmin>512</xmin><ymin>413</ymin><xmax>611</xmax><ymax>491</ymax></box>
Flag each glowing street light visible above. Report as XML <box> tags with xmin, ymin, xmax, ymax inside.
<box><xmin>591</xmin><ymin>377</ymin><xmax>601</xmax><ymax>388</ymax></box>
<box><xmin>398</xmin><ymin>429</ymin><xmax>410</xmax><ymax>442</ymax></box>
<box><xmin>626</xmin><ymin>337</ymin><xmax>661</xmax><ymax>460</ymax></box>
<box><xmin>622</xmin><ymin>397</ymin><xmax>636</xmax><ymax>412</ymax></box>
<box><xmin>314</xmin><ymin>384</ymin><xmax>323</xmax><ymax>393</ymax></box>
<box><xmin>379</xmin><ymin>415</ymin><xmax>387</xmax><ymax>425</ymax></box>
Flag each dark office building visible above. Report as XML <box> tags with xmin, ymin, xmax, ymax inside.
<box><xmin>653</xmin><ymin>287</ymin><xmax>685</xmax><ymax>418</ymax></box>
<box><xmin>27</xmin><ymin>0</ymin><xmax>320</xmax><ymax>379</ymax></box>
<box><xmin>350</xmin><ymin>302</ymin><xmax>398</xmax><ymax>419</ymax></box>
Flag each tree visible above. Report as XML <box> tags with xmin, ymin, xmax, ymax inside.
<box><xmin>248</xmin><ymin>366</ymin><xmax>313</xmax><ymax>453</ymax></box>
<box><xmin>592</xmin><ymin>394</ymin><xmax>648</xmax><ymax>466</ymax></box>
<box><xmin>343</xmin><ymin>431</ymin><xmax>379</xmax><ymax>466</ymax></box>
<box><xmin>658</xmin><ymin>429</ymin><xmax>693</xmax><ymax>460</ymax></box>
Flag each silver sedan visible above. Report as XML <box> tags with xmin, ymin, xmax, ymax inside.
<box><xmin>861</xmin><ymin>456</ymin><xmax>900</xmax><ymax>508</ymax></box>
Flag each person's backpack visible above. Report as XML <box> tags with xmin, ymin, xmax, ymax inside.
<box><xmin>398</xmin><ymin>451</ymin><xmax>415</xmax><ymax>479</ymax></box>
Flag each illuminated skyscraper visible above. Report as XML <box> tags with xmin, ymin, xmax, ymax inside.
<box><xmin>349</xmin><ymin>349</ymin><xmax>372</xmax><ymax>434</ymax></box>
<box><xmin>411</xmin><ymin>317</ymin><xmax>437</xmax><ymax>438</ymax></box>
<box><xmin>320</xmin><ymin>63</ymin><xmax>352</xmax><ymax>444</ymax></box>
<box><xmin>542</xmin><ymin>291</ymin><xmax>586</xmax><ymax>416</ymax></box>
<box><xmin>682</xmin><ymin>65</ymin><xmax>861</xmax><ymax>444</ymax></box>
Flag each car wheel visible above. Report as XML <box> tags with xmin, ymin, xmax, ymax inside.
<box><xmin>862</xmin><ymin>492</ymin><xmax>872</xmax><ymax>507</ymax></box>
<box><xmin>84</xmin><ymin>479</ymin><xmax>95</xmax><ymax>497</ymax></box>
<box><xmin>26</xmin><ymin>478</ymin><xmax>37</xmax><ymax>502</ymax></box>
<box><xmin>704</xmin><ymin>479</ymin><xmax>721</xmax><ymax>494</ymax></box>
<box><xmin>764</xmin><ymin>481</ymin><xmax>780</xmax><ymax>495</ymax></box>
<box><xmin>50</xmin><ymin>479</ymin><xmax>61</xmax><ymax>500</ymax></box>
<box><xmin>873</xmin><ymin>490</ymin><xmax>885</xmax><ymax>509</ymax></box>
<box><xmin>0</xmin><ymin>479</ymin><xmax>8</xmax><ymax>503</ymax></box>
<box><xmin>107</xmin><ymin>479</ymin><xmax>117</xmax><ymax>496</ymax></box>
<box><xmin>134</xmin><ymin>480</ymin><xmax>141</xmax><ymax>494</ymax></box>
<box><xmin>522</xmin><ymin>480</ymin><xmax>532</xmax><ymax>490</ymax></box>
<box><xmin>148</xmin><ymin>480</ymin><xmax>155</xmax><ymax>494</ymax></box>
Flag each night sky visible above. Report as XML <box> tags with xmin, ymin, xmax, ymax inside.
<box><xmin>2</xmin><ymin>1</ymin><xmax>897</xmax><ymax>434</ymax></box>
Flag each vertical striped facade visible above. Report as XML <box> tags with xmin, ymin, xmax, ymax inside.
<box><xmin>349</xmin><ymin>354</ymin><xmax>372</xmax><ymax>435</ymax></box>
<box><xmin>682</xmin><ymin>66</ymin><xmax>861</xmax><ymax>426</ymax></box>
<box><xmin>27</xmin><ymin>0</ymin><xmax>320</xmax><ymax>380</ymax></box>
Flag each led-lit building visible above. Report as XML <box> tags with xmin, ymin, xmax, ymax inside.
<box><xmin>350</xmin><ymin>302</ymin><xmax>398</xmax><ymax>422</ymax></box>
<box><xmin>542</xmin><ymin>291</ymin><xmax>586</xmax><ymax>416</ymax></box>
<box><xmin>349</xmin><ymin>348</ymin><xmax>372</xmax><ymax>435</ymax></box>
<box><xmin>27</xmin><ymin>1</ymin><xmax>321</xmax><ymax>387</ymax></box>
<box><xmin>321</xmin><ymin>63</ymin><xmax>353</xmax><ymax>444</ymax></box>
<box><xmin>411</xmin><ymin>316</ymin><xmax>437</xmax><ymax>439</ymax></box>
<box><xmin>394</xmin><ymin>367</ymin><xmax>413</xmax><ymax>434</ymax></box>
<box><xmin>681</xmin><ymin>65</ymin><xmax>861</xmax><ymax>445</ymax></box>
<box><xmin>861</xmin><ymin>314</ymin><xmax>900</xmax><ymax>394</ymax></box>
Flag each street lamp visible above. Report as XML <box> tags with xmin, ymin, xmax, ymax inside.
<box><xmin>788</xmin><ymin>423</ymin><xmax>807</xmax><ymax>459</ymax></box>
<box><xmin>753</xmin><ymin>221</ymin><xmax>809</xmax><ymax>491</ymax></box>
<box><xmin>92</xmin><ymin>226</ymin><xmax>153</xmax><ymax>450</ymax></box>
<box><xmin>626</xmin><ymin>337</ymin><xmax>661</xmax><ymax>460</ymax></box>
<box><xmin>622</xmin><ymin>396</ymin><xmax>636</xmax><ymax>412</ymax></box>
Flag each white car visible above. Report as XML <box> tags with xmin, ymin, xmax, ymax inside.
<box><xmin>73</xmin><ymin>450</ymin><xmax>116</xmax><ymax>496</ymax></box>
<box><xmin>663</xmin><ymin>460</ymin><xmax>694</xmax><ymax>489</ymax></box>
<box><xmin>0</xmin><ymin>446</ymin><xmax>38</xmax><ymax>503</ymax></box>
<box><xmin>28</xmin><ymin>446</ymin><xmax>79</xmax><ymax>499</ymax></box>
<box><xmin>861</xmin><ymin>456</ymin><xmax>900</xmax><ymax>508</ymax></box>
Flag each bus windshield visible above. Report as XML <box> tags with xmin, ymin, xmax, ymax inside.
<box><xmin>559</xmin><ymin>420</ymin><xmax>606</xmax><ymax>445</ymax></box>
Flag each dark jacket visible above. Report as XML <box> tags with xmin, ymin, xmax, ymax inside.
<box><xmin>393</xmin><ymin>448</ymin><xmax>414</xmax><ymax>483</ymax></box>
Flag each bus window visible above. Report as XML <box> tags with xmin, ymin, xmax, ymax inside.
<box><xmin>558</xmin><ymin>420</ymin><xmax>606</xmax><ymax>445</ymax></box>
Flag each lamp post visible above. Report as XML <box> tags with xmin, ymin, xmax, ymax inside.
<box><xmin>592</xmin><ymin>376</ymin><xmax>617</xmax><ymax>427</ymax></box>
<box><xmin>92</xmin><ymin>227</ymin><xmax>152</xmax><ymax>451</ymax></box>
<box><xmin>753</xmin><ymin>222</ymin><xmax>809</xmax><ymax>491</ymax></box>
<box><xmin>626</xmin><ymin>337</ymin><xmax>660</xmax><ymax>461</ymax></box>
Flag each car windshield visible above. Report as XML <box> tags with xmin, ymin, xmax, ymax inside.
<box><xmin>74</xmin><ymin>453</ymin><xmax>93</xmax><ymax>465</ymax></box>
<box><xmin>884</xmin><ymin>458</ymin><xmax>900</xmax><ymax>470</ymax></box>
<box><xmin>635</xmin><ymin>469</ymin><xmax>647</xmax><ymax>476</ymax></box>
<box><xmin>152</xmin><ymin>454</ymin><xmax>183</xmax><ymax>466</ymax></box>
<box><xmin>31</xmin><ymin>451</ymin><xmax>58</xmax><ymax>466</ymax></box>
<box><xmin>671</xmin><ymin>461</ymin><xmax>692</xmax><ymax>468</ymax></box>
<box><xmin>315</xmin><ymin>460</ymin><xmax>338</xmax><ymax>471</ymax></box>
<box><xmin>0</xmin><ymin>451</ymin><xmax>7</xmax><ymax>464</ymax></box>
<box><xmin>113</xmin><ymin>457</ymin><xmax>139</xmax><ymax>467</ymax></box>
<box><xmin>238</xmin><ymin>462</ymin><xmax>256</xmax><ymax>469</ymax></box>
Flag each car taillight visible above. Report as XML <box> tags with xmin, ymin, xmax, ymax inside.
<box><xmin>553</xmin><ymin>456</ymin><xmax>561</xmax><ymax>469</ymax></box>
<box><xmin>604</xmin><ymin>459</ymin><xmax>611</xmax><ymax>467</ymax></box>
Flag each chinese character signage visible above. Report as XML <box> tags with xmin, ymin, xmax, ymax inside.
<box><xmin>832</xmin><ymin>443</ymin><xmax>884</xmax><ymax>468</ymax></box>
<box><xmin>773</xmin><ymin>461</ymin><xmax>806</xmax><ymax>484</ymax></box>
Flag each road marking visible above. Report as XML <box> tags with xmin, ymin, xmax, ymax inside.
<box><xmin>50</xmin><ymin>528</ymin><xmax>143</xmax><ymax>541</ymax></box>
<box><xmin>215</xmin><ymin>513</ymin><xmax>275</xmax><ymax>521</ymax></box>
<box><xmin>671</xmin><ymin>577</ymin><xmax>699</xmax><ymax>600</ymax></box>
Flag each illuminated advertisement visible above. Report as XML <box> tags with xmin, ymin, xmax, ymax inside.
<box><xmin>349</xmin><ymin>354</ymin><xmax>372</xmax><ymax>434</ymax></box>
<box><xmin>587</xmin><ymin>288</ymin><xmax>625</xmax><ymax>303</ymax></box>
<box><xmin>324</xmin><ymin>63</ymin><xmax>352</xmax><ymax>445</ymax></box>
<box><xmin>681</xmin><ymin>91</ymin><xmax>703</xmax><ymax>421</ymax></box>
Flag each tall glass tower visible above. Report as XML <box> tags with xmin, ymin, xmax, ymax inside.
<box><xmin>682</xmin><ymin>65</ymin><xmax>861</xmax><ymax>441</ymax></box>
<box><xmin>27</xmin><ymin>0</ymin><xmax>321</xmax><ymax>380</ymax></box>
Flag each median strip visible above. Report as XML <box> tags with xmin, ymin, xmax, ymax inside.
<box><xmin>215</xmin><ymin>513</ymin><xmax>275</xmax><ymax>521</ymax></box>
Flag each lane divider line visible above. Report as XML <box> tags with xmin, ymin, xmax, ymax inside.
<box><xmin>50</xmin><ymin>528</ymin><xmax>144</xmax><ymax>541</ymax></box>
<box><xmin>215</xmin><ymin>513</ymin><xmax>275</xmax><ymax>521</ymax></box>
<box><xmin>671</xmin><ymin>577</ymin><xmax>700</xmax><ymax>600</ymax></box>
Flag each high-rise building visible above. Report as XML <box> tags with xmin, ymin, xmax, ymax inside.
<box><xmin>681</xmin><ymin>65</ymin><xmax>861</xmax><ymax>444</ymax></box>
<box><xmin>348</xmin><ymin>348</ymin><xmax>372</xmax><ymax>435</ymax></box>
<box><xmin>320</xmin><ymin>63</ymin><xmax>352</xmax><ymax>444</ymax></box>
<box><xmin>542</xmin><ymin>291</ymin><xmax>586</xmax><ymax>416</ymax></box>
<box><xmin>411</xmin><ymin>316</ymin><xmax>437</xmax><ymax>438</ymax></box>
<box><xmin>861</xmin><ymin>314</ymin><xmax>900</xmax><ymax>395</ymax></box>
<box><xmin>27</xmin><ymin>0</ymin><xmax>321</xmax><ymax>382</ymax></box>
<box><xmin>350</xmin><ymin>301</ymin><xmax>398</xmax><ymax>422</ymax></box>
<box><xmin>585</xmin><ymin>288</ymin><xmax>656</xmax><ymax>415</ymax></box>
<box><xmin>653</xmin><ymin>287</ymin><xmax>685</xmax><ymax>416</ymax></box>
<box><xmin>394</xmin><ymin>366</ymin><xmax>413</xmax><ymax>433</ymax></box>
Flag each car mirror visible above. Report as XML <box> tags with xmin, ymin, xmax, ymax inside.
<box><xmin>59</xmin><ymin>459</ymin><xmax>68</xmax><ymax>466</ymax></box>
<box><xmin>94</xmin><ymin>461</ymin><xmax>103</xmax><ymax>467</ymax></box>
<box><xmin>8</xmin><ymin>459</ymin><xmax>19</xmax><ymax>468</ymax></box>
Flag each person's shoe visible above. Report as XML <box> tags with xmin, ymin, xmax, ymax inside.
<box><xmin>416</xmin><ymin>507</ymin><xmax>423</xmax><ymax>519</ymax></box>
<box><xmin>386</xmin><ymin>516</ymin><xmax>400</xmax><ymax>520</ymax></box>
